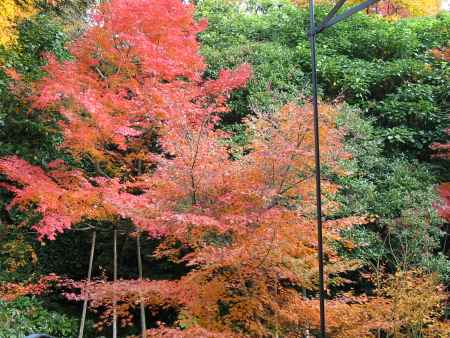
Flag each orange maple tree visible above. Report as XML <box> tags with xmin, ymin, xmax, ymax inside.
<box><xmin>1</xmin><ymin>0</ymin><xmax>448</xmax><ymax>336</ymax></box>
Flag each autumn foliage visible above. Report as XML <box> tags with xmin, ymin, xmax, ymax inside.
<box><xmin>0</xmin><ymin>0</ymin><xmax>38</xmax><ymax>45</ymax></box>
<box><xmin>294</xmin><ymin>0</ymin><xmax>443</xmax><ymax>17</ymax></box>
<box><xmin>350</xmin><ymin>0</ymin><xmax>442</xmax><ymax>17</ymax></box>
<box><xmin>1</xmin><ymin>0</ymin><xmax>251</xmax><ymax>239</ymax></box>
<box><xmin>0</xmin><ymin>0</ymin><xmax>60</xmax><ymax>45</ymax></box>
<box><xmin>0</xmin><ymin>274</ymin><xmax>59</xmax><ymax>302</ymax></box>
<box><xmin>431</xmin><ymin>47</ymin><xmax>450</xmax><ymax>223</ymax></box>
<box><xmin>0</xmin><ymin>0</ymin><xmax>449</xmax><ymax>336</ymax></box>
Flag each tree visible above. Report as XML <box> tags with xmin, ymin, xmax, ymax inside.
<box><xmin>1</xmin><ymin>0</ymin><xmax>449</xmax><ymax>336</ymax></box>
<box><xmin>383</xmin><ymin>0</ymin><xmax>442</xmax><ymax>17</ymax></box>
<box><xmin>0</xmin><ymin>0</ymin><xmax>38</xmax><ymax>46</ymax></box>
<box><xmin>61</xmin><ymin>101</ymin><xmax>392</xmax><ymax>337</ymax></box>
<box><xmin>1</xmin><ymin>0</ymin><xmax>251</xmax><ymax>239</ymax></box>
<box><xmin>294</xmin><ymin>0</ymin><xmax>443</xmax><ymax>17</ymax></box>
<box><xmin>0</xmin><ymin>0</ymin><xmax>63</xmax><ymax>46</ymax></box>
<box><xmin>347</xmin><ymin>0</ymin><xmax>442</xmax><ymax>17</ymax></box>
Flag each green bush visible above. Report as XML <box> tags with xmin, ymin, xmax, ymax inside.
<box><xmin>204</xmin><ymin>41</ymin><xmax>307</xmax><ymax>120</ymax></box>
<box><xmin>398</xmin><ymin>12</ymin><xmax>450</xmax><ymax>50</ymax></box>
<box><xmin>336</xmin><ymin>107</ymin><xmax>450</xmax><ymax>280</ymax></box>
<box><xmin>0</xmin><ymin>297</ymin><xmax>78</xmax><ymax>338</ymax></box>
<box><xmin>0</xmin><ymin>14</ymin><xmax>70</xmax><ymax>165</ymax></box>
<box><xmin>317</xmin><ymin>13</ymin><xmax>419</xmax><ymax>61</ymax></box>
<box><xmin>0</xmin><ymin>14</ymin><xmax>70</xmax><ymax>82</ymax></box>
<box><xmin>198</xmin><ymin>1</ymin><xmax>450</xmax><ymax>158</ymax></box>
<box><xmin>370</xmin><ymin>83</ymin><xmax>449</xmax><ymax>156</ymax></box>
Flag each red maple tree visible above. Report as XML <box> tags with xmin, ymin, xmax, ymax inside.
<box><xmin>431</xmin><ymin>48</ymin><xmax>450</xmax><ymax>223</ymax></box>
<box><xmin>1</xmin><ymin>0</ymin><xmax>250</xmax><ymax>240</ymax></box>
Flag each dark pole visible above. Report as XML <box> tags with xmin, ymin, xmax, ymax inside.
<box><xmin>136</xmin><ymin>232</ymin><xmax>147</xmax><ymax>338</ymax></box>
<box><xmin>306</xmin><ymin>2</ymin><xmax>381</xmax><ymax>336</ymax></box>
<box><xmin>113</xmin><ymin>225</ymin><xmax>118</xmax><ymax>338</ymax></box>
<box><xmin>308</xmin><ymin>0</ymin><xmax>326</xmax><ymax>337</ymax></box>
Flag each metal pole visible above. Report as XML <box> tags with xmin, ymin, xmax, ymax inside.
<box><xmin>308</xmin><ymin>0</ymin><xmax>326</xmax><ymax>337</ymax></box>
<box><xmin>136</xmin><ymin>232</ymin><xmax>147</xmax><ymax>338</ymax></box>
<box><xmin>78</xmin><ymin>230</ymin><xmax>96</xmax><ymax>338</ymax></box>
<box><xmin>113</xmin><ymin>226</ymin><xmax>118</xmax><ymax>338</ymax></box>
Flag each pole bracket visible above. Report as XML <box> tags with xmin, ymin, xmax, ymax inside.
<box><xmin>312</xmin><ymin>0</ymin><xmax>381</xmax><ymax>35</ymax></box>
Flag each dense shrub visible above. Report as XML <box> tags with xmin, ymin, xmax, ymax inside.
<box><xmin>198</xmin><ymin>1</ymin><xmax>450</xmax><ymax>157</ymax></box>
<box><xmin>0</xmin><ymin>14</ymin><xmax>70</xmax><ymax>164</ymax></box>
<box><xmin>336</xmin><ymin>107</ymin><xmax>450</xmax><ymax>280</ymax></box>
<box><xmin>370</xmin><ymin>82</ymin><xmax>449</xmax><ymax>155</ymax></box>
<box><xmin>0</xmin><ymin>297</ymin><xmax>78</xmax><ymax>338</ymax></box>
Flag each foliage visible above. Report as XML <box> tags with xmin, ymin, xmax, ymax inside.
<box><xmin>0</xmin><ymin>13</ymin><xmax>70</xmax><ymax>167</ymax></box>
<box><xmin>383</xmin><ymin>0</ymin><xmax>443</xmax><ymax>17</ymax></box>
<box><xmin>198</xmin><ymin>1</ymin><xmax>450</xmax><ymax>157</ymax></box>
<box><xmin>0</xmin><ymin>2</ymin><xmax>105</xmax><ymax>333</ymax></box>
<box><xmin>336</xmin><ymin>107</ymin><xmax>450</xmax><ymax>280</ymax></box>
<box><xmin>0</xmin><ymin>274</ymin><xmax>58</xmax><ymax>301</ymax></box>
<box><xmin>57</xmin><ymin>98</ymin><xmax>392</xmax><ymax>337</ymax></box>
<box><xmin>295</xmin><ymin>0</ymin><xmax>443</xmax><ymax>17</ymax></box>
<box><xmin>1</xmin><ymin>0</ymin><xmax>251</xmax><ymax>239</ymax></box>
<box><xmin>0</xmin><ymin>235</ymin><xmax>37</xmax><ymax>276</ymax></box>
<box><xmin>438</xmin><ymin>183</ymin><xmax>450</xmax><ymax>223</ymax></box>
<box><xmin>0</xmin><ymin>296</ymin><xmax>78</xmax><ymax>338</ymax></box>
<box><xmin>370</xmin><ymin>83</ymin><xmax>448</xmax><ymax>155</ymax></box>
<box><xmin>0</xmin><ymin>0</ymin><xmax>448</xmax><ymax>336</ymax></box>
<box><xmin>198</xmin><ymin>0</ymin><xmax>310</xmax><ymax>117</ymax></box>
<box><xmin>197</xmin><ymin>1</ymin><xmax>450</xmax><ymax>294</ymax></box>
<box><xmin>348</xmin><ymin>0</ymin><xmax>443</xmax><ymax>17</ymax></box>
<box><xmin>0</xmin><ymin>0</ymin><xmax>404</xmax><ymax>336</ymax></box>
<box><xmin>0</xmin><ymin>11</ymin><xmax>75</xmax><ymax>287</ymax></box>
<box><xmin>0</xmin><ymin>1</ymin><xmax>81</xmax><ymax>46</ymax></box>
<box><xmin>39</xmin><ymin>0</ymin><xmax>96</xmax><ymax>28</ymax></box>
<box><xmin>0</xmin><ymin>0</ymin><xmax>40</xmax><ymax>46</ymax></box>
<box><xmin>431</xmin><ymin>47</ymin><xmax>450</xmax><ymax>230</ymax></box>
<box><xmin>382</xmin><ymin>270</ymin><xmax>450</xmax><ymax>337</ymax></box>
